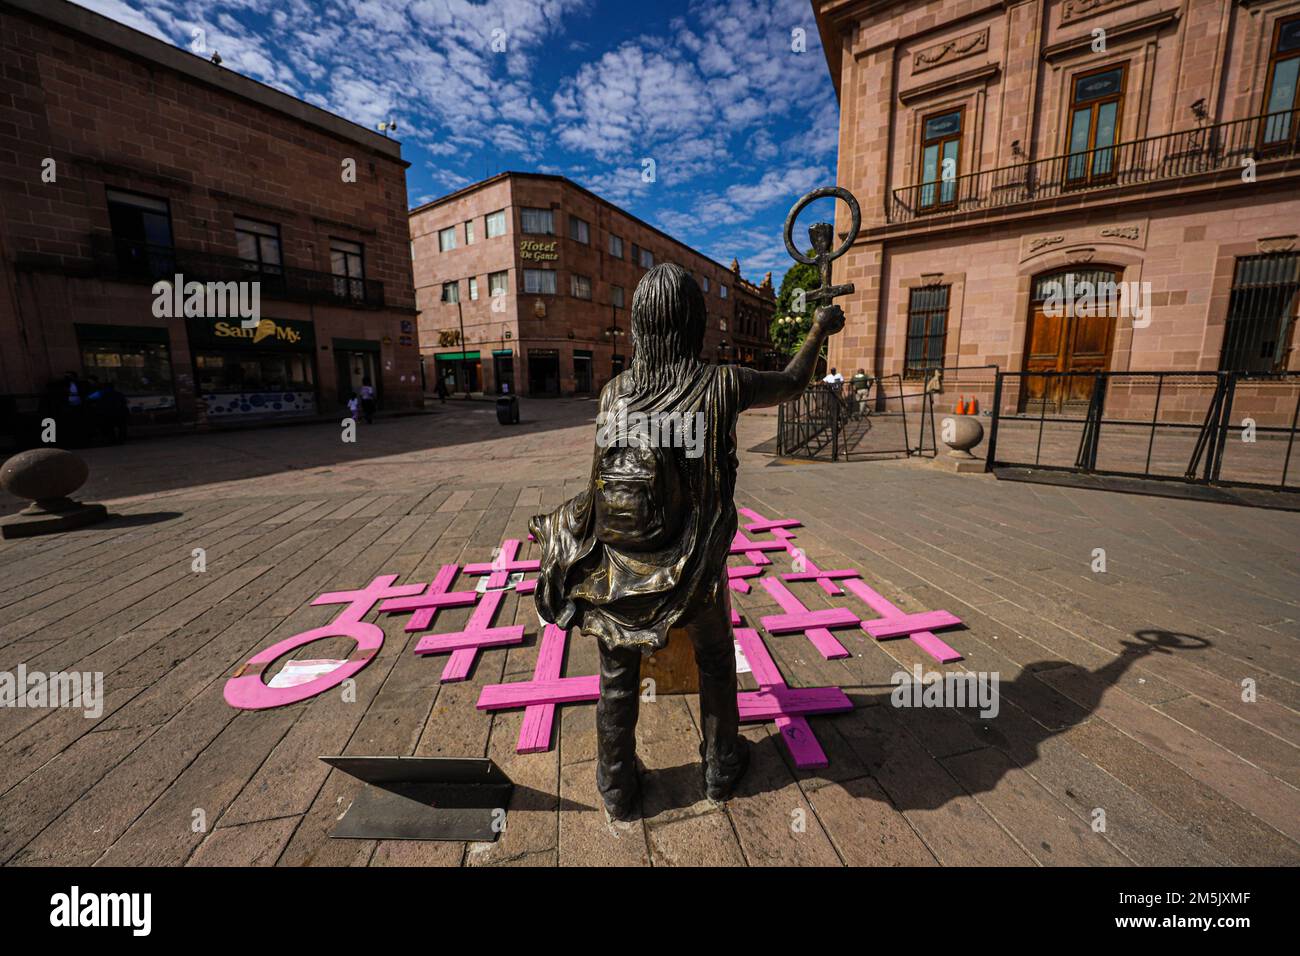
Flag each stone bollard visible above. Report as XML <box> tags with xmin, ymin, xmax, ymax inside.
<box><xmin>0</xmin><ymin>448</ymin><xmax>109</xmax><ymax>538</ymax></box>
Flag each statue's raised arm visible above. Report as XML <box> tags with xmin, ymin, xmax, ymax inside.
<box><xmin>744</xmin><ymin>186</ymin><xmax>861</xmax><ymax>408</ymax></box>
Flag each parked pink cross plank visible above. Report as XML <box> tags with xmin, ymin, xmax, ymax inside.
<box><xmin>738</xmin><ymin>506</ymin><xmax>802</xmax><ymax>536</ymax></box>
<box><xmin>471</xmin><ymin>624</ymin><xmax>600</xmax><ymax>754</ymax></box>
<box><xmin>841</xmin><ymin>576</ymin><xmax>963</xmax><ymax>663</ymax></box>
<box><xmin>727</xmin><ymin>564</ymin><xmax>764</xmax><ymax>594</ymax></box>
<box><xmin>413</xmin><ymin>587</ymin><xmax>526</xmax><ymax>682</ymax></box>
<box><xmin>729</xmin><ymin>529</ymin><xmax>787</xmax><ymax>565</ymax></box>
<box><xmin>377</xmin><ymin>563</ymin><xmax>478</xmax><ymax>631</ymax></box>
<box><xmin>733</xmin><ymin>628</ymin><xmax>852</xmax><ymax>769</ymax></box>
<box><xmin>463</xmin><ymin>538</ymin><xmax>541</xmax><ymax>588</ymax></box>
<box><xmin>224</xmin><ymin>574</ymin><xmax>425</xmax><ymax>710</ymax></box>
<box><xmin>757</xmin><ymin>577</ymin><xmax>855</xmax><ymax>660</ymax></box>
<box><xmin>772</xmin><ymin>530</ymin><xmax>845</xmax><ymax>596</ymax></box>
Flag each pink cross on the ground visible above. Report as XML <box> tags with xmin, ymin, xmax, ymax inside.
<box><xmin>474</xmin><ymin>624</ymin><xmax>599</xmax><ymax>754</ymax></box>
<box><xmin>413</xmin><ymin>587</ymin><xmax>526</xmax><ymax>682</ymax></box>
<box><xmin>774</xmin><ymin>532</ymin><xmax>845</xmax><ymax>596</ymax></box>
<box><xmin>738</xmin><ymin>506</ymin><xmax>802</xmax><ymax>536</ymax></box>
<box><xmin>727</xmin><ymin>564</ymin><xmax>764</xmax><ymax>593</ymax></box>
<box><xmin>733</xmin><ymin>627</ymin><xmax>852</xmax><ymax>769</ymax></box>
<box><xmin>839</xmin><ymin>576</ymin><xmax>963</xmax><ymax>663</ymax></box>
<box><xmin>225</xmin><ymin>574</ymin><xmax>425</xmax><ymax>710</ymax></box>
<box><xmin>463</xmin><ymin>538</ymin><xmax>541</xmax><ymax>589</ymax></box>
<box><xmin>757</xmin><ymin>577</ymin><xmax>856</xmax><ymax>660</ymax></box>
<box><xmin>377</xmin><ymin>563</ymin><xmax>478</xmax><ymax>631</ymax></box>
<box><xmin>729</xmin><ymin>529</ymin><xmax>787</xmax><ymax>565</ymax></box>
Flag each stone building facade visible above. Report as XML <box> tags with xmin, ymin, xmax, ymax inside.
<box><xmin>812</xmin><ymin>0</ymin><xmax>1300</xmax><ymax>423</ymax></box>
<box><xmin>410</xmin><ymin>172</ymin><xmax>777</xmax><ymax>397</ymax></box>
<box><xmin>0</xmin><ymin>0</ymin><xmax>420</xmax><ymax>441</ymax></box>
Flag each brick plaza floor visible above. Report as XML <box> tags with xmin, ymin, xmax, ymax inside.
<box><xmin>1</xmin><ymin>397</ymin><xmax>1297</xmax><ymax>866</ymax></box>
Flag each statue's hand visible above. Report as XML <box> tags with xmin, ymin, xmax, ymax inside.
<box><xmin>814</xmin><ymin>304</ymin><xmax>846</xmax><ymax>336</ymax></box>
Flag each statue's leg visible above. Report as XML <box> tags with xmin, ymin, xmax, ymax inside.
<box><xmin>595</xmin><ymin>638</ymin><xmax>641</xmax><ymax>820</ymax></box>
<box><xmin>684</xmin><ymin>590</ymin><xmax>749</xmax><ymax>801</ymax></box>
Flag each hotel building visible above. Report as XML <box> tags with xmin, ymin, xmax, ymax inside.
<box><xmin>409</xmin><ymin>172</ymin><xmax>777</xmax><ymax>397</ymax></box>
<box><xmin>0</xmin><ymin>0</ymin><xmax>420</xmax><ymax>440</ymax></box>
<box><xmin>812</xmin><ymin>0</ymin><xmax>1300</xmax><ymax>422</ymax></box>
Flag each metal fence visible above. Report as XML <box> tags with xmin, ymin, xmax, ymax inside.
<box><xmin>775</xmin><ymin>366</ymin><xmax>999</xmax><ymax>461</ymax></box>
<box><xmin>986</xmin><ymin>370</ymin><xmax>1300</xmax><ymax>491</ymax></box>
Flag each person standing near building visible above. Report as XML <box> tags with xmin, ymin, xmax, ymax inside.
<box><xmin>359</xmin><ymin>378</ymin><xmax>376</xmax><ymax>424</ymax></box>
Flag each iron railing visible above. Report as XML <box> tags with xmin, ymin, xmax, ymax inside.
<box><xmin>986</xmin><ymin>370</ymin><xmax>1300</xmax><ymax>491</ymax></box>
<box><xmin>777</xmin><ymin>383</ymin><xmax>850</xmax><ymax>461</ymax></box>
<box><xmin>88</xmin><ymin>235</ymin><xmax>385</xmax><ymax>308</ymax></box>
<box><xmin>890</xmin><ymin>109</ymin><xmax>1300</xmax><ymax>223</ymax></box>
<box><xmin>776</xmin><ymin>375</ymin><xmax>919</xmax><ymax>461</ymax></box>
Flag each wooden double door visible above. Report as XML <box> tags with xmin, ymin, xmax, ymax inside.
<box><xmin>1021</xmin><ymin>270</ymin><xmax>1118</xmax><ymax>411</ymax></box>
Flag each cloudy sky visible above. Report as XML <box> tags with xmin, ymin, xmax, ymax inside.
<box><xmin>77</xmin><ymin>0</ymin><xmax>842</xmax><ymax>286</ymax></box>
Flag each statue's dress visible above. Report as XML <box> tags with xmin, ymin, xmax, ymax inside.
<box><xmin>530</xmin><ymin>362</ymin><xmax>756</xmax><ymax>651</ymax></box>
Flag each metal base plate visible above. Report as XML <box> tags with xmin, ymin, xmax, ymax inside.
<box><xmin>320</xmin><ymin>756</ymin><xmax>513</xmax><ymax>842</ymax></box>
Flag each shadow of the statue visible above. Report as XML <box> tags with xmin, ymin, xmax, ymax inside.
<box><xmin>639</xmin><ymin>628</ymin><xmax>1211</xmax><ymax>820</ymax></box>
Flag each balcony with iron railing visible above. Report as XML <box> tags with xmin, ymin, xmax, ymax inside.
<box><xmin>889</xmin><ymin>109</ymin><xmax>1300</xmax><ymax>225</ymax></box>
<box><xmin>85</xmin><ymin>235</ymin><xmax>386</xmax><ymax>308</ymax></box>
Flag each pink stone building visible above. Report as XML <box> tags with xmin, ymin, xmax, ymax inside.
<box><xmin>812</xmin><ymin>0</ymin><xmax>1300</xmax><ymax>423</ymax></box>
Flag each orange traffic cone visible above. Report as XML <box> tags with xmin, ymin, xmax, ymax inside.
<box><xmin>969</xmin><ymin>397</ymin><xmax>979</xmax><ymax>414</ymax></box>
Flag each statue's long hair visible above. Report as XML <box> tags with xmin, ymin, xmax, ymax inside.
<box><xmin>626</xmin><ymin>262</ymin><xmax>706</xmax><ymax>399</ymax></box>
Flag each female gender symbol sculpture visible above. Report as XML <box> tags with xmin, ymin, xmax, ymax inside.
<box><xmin>530</xmin><ymin>187</ymin><xmax>861</xmax><ymax>820</ymax></box>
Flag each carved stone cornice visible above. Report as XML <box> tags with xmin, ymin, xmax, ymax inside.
<box><xmin>899</xmin><ymin>63</ymin><xmax>1000</xmax><ymax>105</ymax></box>
<box><xmin>1061</xmin><ymin>0</ymin><xmax>1143</xmax><ymax>25</ymax></box>
<box><xmin>1044</xmin><ymin>9</ymin><xmax>1179</xmax><ymax>62</ymax></box>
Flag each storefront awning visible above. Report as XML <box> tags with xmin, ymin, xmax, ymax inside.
<box><xmin>435</xmin><ymin>351</ymin><xmax>481</xmax><ymax>361</ymax></box>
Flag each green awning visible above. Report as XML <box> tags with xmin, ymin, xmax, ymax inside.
<box><xmin>435</xmin><ymin>351</ymin><xmax>481</xmax><ymax>361</ymax></box>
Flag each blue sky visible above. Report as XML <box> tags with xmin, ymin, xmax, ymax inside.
<box><xmin>78</xmin><ymin>0</ymin><xmax>842</xmax><ymax>287</ymax></box>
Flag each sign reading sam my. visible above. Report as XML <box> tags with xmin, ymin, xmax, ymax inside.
<box><xmin>186</xmin><ymin>316</ymin><xmax>315</xmax><ymax>350</ymax></box>
<box><xmin>520</xmin><ymin>240</ymin><xmax>558</xmax><ymax>262</ymax></box>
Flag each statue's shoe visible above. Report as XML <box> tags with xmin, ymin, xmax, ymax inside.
<box><xmin>599</xmin><ymin>762</ymin><xmax>642</xmax><ymax>822</ymax></box>
<box><xmin>700</xmin><ymin>736</ymin><xmax>750</xmax><ymax>803</ymax></box>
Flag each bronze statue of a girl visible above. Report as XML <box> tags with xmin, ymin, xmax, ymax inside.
<box><xmin>530</xmin><ymin>189</ymin><xmax>857</xmax><ymax>820</ymax></box>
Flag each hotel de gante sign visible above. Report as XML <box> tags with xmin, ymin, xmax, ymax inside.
<box><xmin>520</xmin><ymin>240</ymin><xmax>558</xmax><ymax>262</ymax></box>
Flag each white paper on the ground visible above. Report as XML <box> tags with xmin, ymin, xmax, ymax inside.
<box><xmin>477</xmin><ymin>571</ymin><xmax>525</xmax><ymax>593</ymax></box>
<box><xmin>268</xmin><ymin>659</ymin><xmax>347</xmax><ymax>688</ymax></box>
<box><xmin>733</xmin><ymin>641</ymin><xmax>752</xmax><ymax>674</ymax></box>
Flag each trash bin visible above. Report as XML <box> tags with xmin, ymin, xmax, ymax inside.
<box><xmin>496</xmin><ymin>394</ymin><xmax>519</xmax><ymax>425</ymax></box>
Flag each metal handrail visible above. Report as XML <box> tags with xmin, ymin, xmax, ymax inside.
<box><xmin>890</xmin><ymin>109</ymin><xmax>1300</xmax><ymax>223</ymax></box>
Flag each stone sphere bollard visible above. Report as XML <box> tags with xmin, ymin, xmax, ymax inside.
<box><xmin>1</xmin><ymin>447</ymin><xmax>89</xmax><ymax>511</ymax></box>
<box><xmin>0</xmin><ymin>448</ymin><xmax>107</xmax><ymax>537</ymax></box>
<box><xmin>942</xmin><ymin>414</ymin><xmax>985</xmax><ymax>459</ymax></box>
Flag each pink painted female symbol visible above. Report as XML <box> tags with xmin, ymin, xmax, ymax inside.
<box><xmin>224</xmin><ymin>574</ymin><xmax>425</xmax><ymax>710</ymax></box>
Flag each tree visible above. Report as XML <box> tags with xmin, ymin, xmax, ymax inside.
<box><xmin>769</xmin><ymin>255</ymin><xmax>821</xmax><ymax>357</ymax></box>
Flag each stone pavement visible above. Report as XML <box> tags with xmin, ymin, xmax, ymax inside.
<box><xmin>1</xmin><ymin>398</ymin><xmax>1297</xmax><ymax>866</ymax></box>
